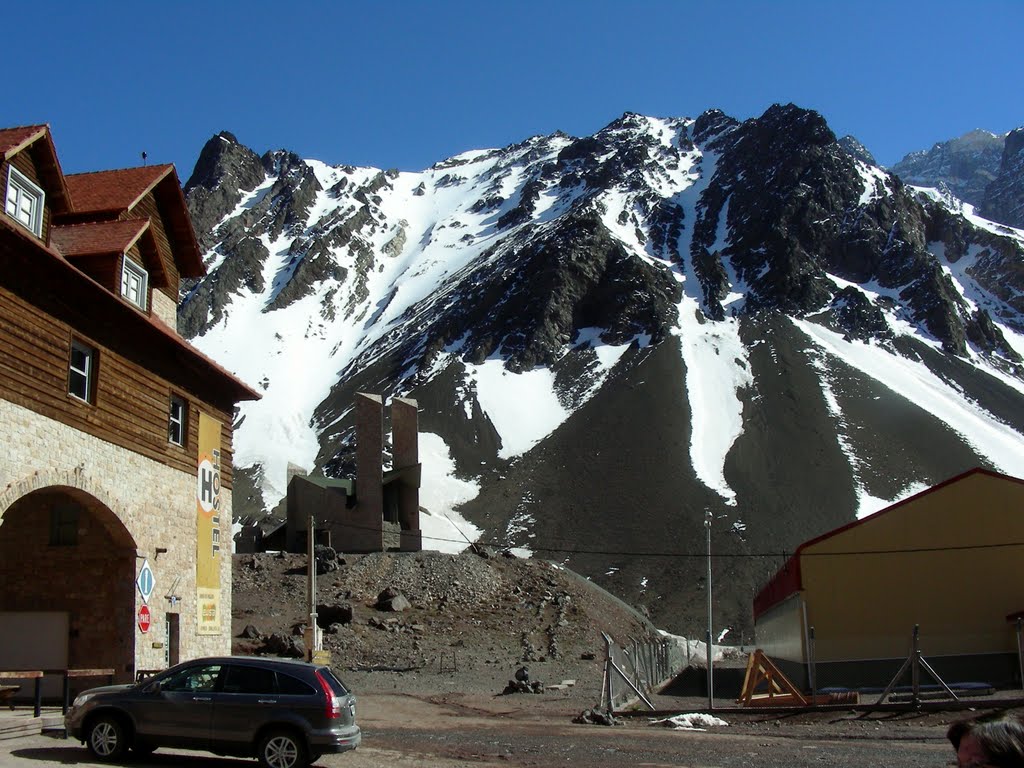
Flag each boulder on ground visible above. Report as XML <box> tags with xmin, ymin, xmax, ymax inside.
<box><xmin>502</xmin><ymin>678</ymin><xmax>544</xmax><ymax>694</ymax></box>
<box><xmin>376</xmin><ymin>587</ymin><xmax>411</xmax><ymax>612</ymax></box>
<box><xmin>262</xmin><ymin>632</ymin><xmax>305</xmax><ymax>658</ymax></box>
<box><xmin>573</xmin><ymin>708</ymin><xmax>619</xmax><ymax>726</ymax></box>
<box><xmin>317</xmin><ymin>602</ymin><xmax>354</xmax><ymax>627</ymax></box>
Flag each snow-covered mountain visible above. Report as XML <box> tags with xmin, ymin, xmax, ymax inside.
<box><xmin>181</xmin><ymin>104</ymin><xmax>1024</xmax><ymax>637</ymax></box>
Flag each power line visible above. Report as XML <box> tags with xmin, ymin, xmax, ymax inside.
<box><xmin>289</xmin><ymin>514</ymin><xmax>1023</xmax><ymax>560</ymax></box>
<box><xmin>413</xmin><ymin>529</ymin><xmax>1024</xmax><ymax>560</ymax></box>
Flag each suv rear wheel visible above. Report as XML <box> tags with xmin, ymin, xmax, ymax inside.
<box><xmin>86</xmin><ymin>715</ymin><xmax>128</xmax><ymax>761</ymax></box>
<box><xmin>257</xmin><ymin>729</ymin><xmax>308</xmax><ymax>768</ymax></box>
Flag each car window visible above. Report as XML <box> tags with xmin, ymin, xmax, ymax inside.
<box><xmin>276</xmin><ymin>672</ymin><xmax>315</xmax><ymax>696</ymax></box>
<box><xmin>318</xmin><ymin>668</ymin><xmax>349</xmax><ymax>696</ymax></box>
<box><xmin>222</xmin><ymin>665</ymin><xmax>277</xmax><ymax>695</ymax></box>
<box><xmin>160</xmin><ymin>664</ymin><xmax>223</xmax><ymax>693</ymax></box>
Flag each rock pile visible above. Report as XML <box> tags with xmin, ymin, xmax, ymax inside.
<box><xmin>232</xmin><ymin>548</ymin><xmax>657</xmax><ymax>701</ymax></box>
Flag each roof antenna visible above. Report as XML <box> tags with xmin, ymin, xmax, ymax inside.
<box><xmin>141</xmin><ymin>151</ymin><xmax>148</xmax><ymax>165</ymax></box>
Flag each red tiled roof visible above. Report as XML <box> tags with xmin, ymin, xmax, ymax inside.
<box><xmin>0</xmin><ymin>124</ymin><xmax>72</xmax><ymax>214</ymax></box>
<box><xmin>65</xmin><ymin>165</ymin><xmax>174</xmax><ymax>213</ymax></box>
<box><xmin>50</xmin><ymin>219</ymin><xmax>150</xmax><ymax>258</ymax></box>
<box><xmin>0</xmin><ymin>125</ymin><xmax>48</xmax><ymax>160</ymax></box>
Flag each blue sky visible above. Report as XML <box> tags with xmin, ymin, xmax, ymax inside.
<box><xmin>7</xmin><ymin>1</ymin><xmax>1021</xmax><ymax>180</ymax></box>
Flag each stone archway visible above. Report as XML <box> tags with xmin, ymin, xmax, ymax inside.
<box><xmin>0</xmin><ymin>478</ymin><xmax>138</xmax><ymax>682</ymax></box>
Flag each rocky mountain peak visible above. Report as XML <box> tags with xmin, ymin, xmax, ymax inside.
<box><xmin>838</xmin><ymin>135</ymin><xmax>876</xmax><ymax>166</ymax></box>
<box><xmin>890</xmin><ymin>129</ymin><xmax>1004</xmax><ymax>209</ymax></box>
<box><xmin>691</xmin><ymin>108</ymin><xmax>738</xmax><ymax>145</ymax></box>
<box><xmin>184</xmin><ymin>131</ymin><xmax>266</xmax><ymax>250</ymax></box>
<box><xmin>980</xmin><ymin>126</ymin><xmax>1024</xmax><ymax>228</ymax></box>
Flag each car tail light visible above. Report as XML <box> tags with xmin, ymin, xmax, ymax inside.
<box><xmin>315</xmin><ymin>670</ymin><xmax>341</xmax><ymax>719</ymax></box>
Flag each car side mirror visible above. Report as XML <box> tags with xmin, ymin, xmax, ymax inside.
<box><xmin>143</xmin><ymin>680</ymin><xmax>162</xmax><ymax>694</ymax></box>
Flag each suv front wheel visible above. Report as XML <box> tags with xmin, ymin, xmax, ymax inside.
<box><xmin>86</xmin><ymin>715</ymin><xmax>128</xmax><ymax>761</ymax></box>
<box><xmin>257</xmin><ymin>729</ymin><xmax>308</xmax><ymax>768</ymax></box>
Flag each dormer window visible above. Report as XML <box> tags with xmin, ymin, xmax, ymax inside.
<box><xmin>5</xmin><ymin>166</ymin><xmax>45</xmax><ymax>237</ymax></box>
<box><xmin>121</xmin><ymin>258</ymin><xmax>149</xmax><ymax>311</ymax></box>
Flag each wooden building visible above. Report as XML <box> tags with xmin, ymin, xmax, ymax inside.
<box><xmin>753</xmin><ymin>468</ymin><xmax>1024</xmax><ymax>689</ymax></box>
<box><xmin>0</xmin><ymin>124</ymin><xmax>258</xmax><ymax>685</ymax></box>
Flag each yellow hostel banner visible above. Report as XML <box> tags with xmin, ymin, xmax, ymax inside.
<box><xmin>196</xmin><ymin>413</ymin><xmax>222</xmax><ymax>636</ymax></box>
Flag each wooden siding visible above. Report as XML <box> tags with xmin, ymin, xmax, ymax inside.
<box><xmin>71</xmin><ymin>253</ymin><xmax>120</xmax><ymax>293</ymax></box>
<box><xmin>0</xmin><ymin>284</ymin><xmax>236</xmax><ymax>488</ymax></box>
<box><xmin>126</xmin><ymin>192</ymin><xmax>181</xmax><ymax>304</ymax></box>
<box><xmin>3</xmin><ymin>153</ymin><xmax>51</xmax><ymax>242</ymax></box>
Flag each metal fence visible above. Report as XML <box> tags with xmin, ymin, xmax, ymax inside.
<box><xmin>602</xmin><ymin>631</ymin><xmax>691</xmax><ymax>711</ymax></box>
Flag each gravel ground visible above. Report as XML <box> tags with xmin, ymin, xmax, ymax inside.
<box><xmin>228</xmin><ymin>548</ymin><xmax>1024</xmax><ymax>765</ymax></box>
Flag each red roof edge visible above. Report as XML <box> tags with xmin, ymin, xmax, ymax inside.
<box><xmin>752</xmin><ymin>468</ymin><xmax>1021</xmax><ymax>621</ymax></box>
<box><xmin>0</xmin><ymin>214</ymin><xmax>258</xmax><ymax>403</ymax></box>
<box><xmin>752</xmin><ymin>554</ymin><xmax>802</xmax><ymax>620</ymax></box>
<box><xmin>1</xmin><ymin>124</ymin><xmax>72</xmax><ymax>215</ymax></box>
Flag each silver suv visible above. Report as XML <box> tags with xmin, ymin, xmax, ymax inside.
<box><xmin>66</xmin><ymin>656</ymin><xmax>360</xmax><ymax>768</ymax></box>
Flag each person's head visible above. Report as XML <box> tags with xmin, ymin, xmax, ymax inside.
<box><xmin>947</xmin><ymin>712</ymin><xmax>1024</xmax><ymax>767</ymax></box>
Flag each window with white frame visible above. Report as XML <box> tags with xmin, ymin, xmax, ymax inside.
<box><xmin>168</xmin><ymin>395</ymin><xmax>187</xmax><ymax>446</ymax></box>
<box><xmin>5</xmin><ymin>166</ymin><xmax>45</xmax><ymax>237</ymax></box>
<box><xmin>68</xmin><ymin>340</ymin><xmax>96</xmax><ymax>403</ymax></box>
<box><xmin>121</xmin><ymin>258</ymin><xmax>149</xmax><ymax>311</ymax></box>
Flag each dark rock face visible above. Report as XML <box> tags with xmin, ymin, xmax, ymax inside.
<box><xmin>828</xmin><ymin>286</ymin><xmax>894</xmax><ymax>342</ymax></box>
<box><xmin>890</xmin><ymin>129</ymin><xmax>1004</xmax><ymax>208</ymax></box>
<box><xmin>426</xmin><ymin>210</ymin><xmax>681</xmax><ymax>372</ymax></box>
<box><xmin>178</xmin><ymin>234</ymin><xmax>269</xmax><ymax>338</ymax></box>
<box><xmin>980</xmin><ymin>127</ymin><xmax>1024</xmax><ymax>228</ymax></box>
<box><xmin>838</xmin><ymin>135</ymin><xmax>877</xmax><ymax>166</ymax></box>
<box><xmin>185</xmin><ymin>132</ymin><xmax>266</xmax><ymax>251</ymax></box>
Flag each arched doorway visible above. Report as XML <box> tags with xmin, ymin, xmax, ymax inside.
<box><xmin>0</xmin><ymin>486</ymin><xmax>137</xmax><ymax>682</ymax></box>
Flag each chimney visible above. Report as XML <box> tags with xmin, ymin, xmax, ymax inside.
<box><xmin>391</xmin><ymin>398</ymin><xmax>421</xmax><ymax>551</ymax></box>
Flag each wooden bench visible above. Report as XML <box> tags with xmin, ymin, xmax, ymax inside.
<box><xmin>0</xmin><ymin>668</ymin><xmax>115</xmax><ymax>715</ymax></box>
<box><xmin>0</xmin><ymin>671</ymin><xmax>42</xmax><ymax>716</ymax></box>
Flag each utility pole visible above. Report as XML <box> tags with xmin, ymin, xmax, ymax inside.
<box><xmin>705</xmin><ymin>508</ymin><xmax>714</xmax><ymax>710</ymax></box>
<box><xmin>307</xmin><ymin>515</ymin><xmax>321</xmax><ymax>660</ymax></box>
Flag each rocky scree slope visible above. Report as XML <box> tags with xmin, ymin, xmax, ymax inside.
<box><xmin>232</xmin><ymin>549</ymin><xmax>655</xmax><ymax>702</ymax></box>
<box><xmin>184</xmin><ymin>104</ymin><xmax>1024</xmax><ymax>639</ymax></box>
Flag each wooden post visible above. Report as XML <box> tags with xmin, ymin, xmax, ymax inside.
<box><xmin>1017</xmin><ymin>618</ymin><xmax>1024</xmax><ymax>690</ymax></box>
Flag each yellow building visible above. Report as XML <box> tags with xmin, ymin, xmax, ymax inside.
<box><xmin>754</xmin><ymin>468</ymin><xmax>1024</xmax><ymax>689</ymax></box>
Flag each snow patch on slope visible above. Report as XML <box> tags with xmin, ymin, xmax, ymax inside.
<box><xmin>791</xmin><ymin>318</ymin><xmax>1024</xmax><ymax>478</ymax></box>
<box><xmin>676</xmin><ymin>301</ymin><xmax>752</xmax><ymax>505</ymax></box>
<box><xmin>465</xmin><ymin>359</ymin><xmax>567</xmax><ymax>460</ymax></box>
<box><xmin>418</xmin><ymin>432</ymin><xmax>482</xmax><ymax>552</ymax></box>
<box><xmin>804</xmin><ymin>345</ymin><xmax>931</xmax><ymax>519</ymax></box>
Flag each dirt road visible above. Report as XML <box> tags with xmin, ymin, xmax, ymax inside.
<box><xmin>2</xmin><ymin>692</ymin><xmax>970</xmax><ymax>768</ymax></box>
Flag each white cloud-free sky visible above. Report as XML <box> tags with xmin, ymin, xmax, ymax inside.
<box><xmin>7</xmin><ymin>1</ymin><xmax>1022</xmax><ymax>180</ymax></box>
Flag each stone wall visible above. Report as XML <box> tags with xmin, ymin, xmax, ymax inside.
<box><xmin>151</xmin><ymin>290</ymin><xmax>179</xmax><ymax>332</ymax></box>
<box><xmin>0</xmin><ymin>399</ymin><xmax>232</xmax><ymax>679</ymax></box>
